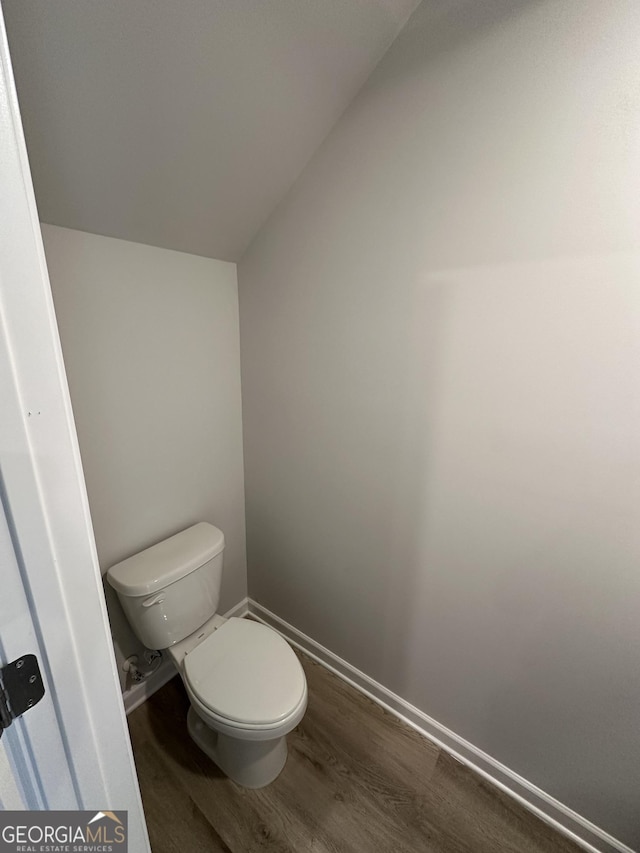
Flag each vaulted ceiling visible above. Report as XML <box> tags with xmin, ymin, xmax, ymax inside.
<box><xmin>2</xmin><ymin>0</ymin><xmax>420</xmax><ymax>261</ymax></box>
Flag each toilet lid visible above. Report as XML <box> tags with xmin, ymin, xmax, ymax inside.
<box><xmin>183</xmin><ymin>618</ymin><xmax>306</xmax><ymax>726</ymax></box>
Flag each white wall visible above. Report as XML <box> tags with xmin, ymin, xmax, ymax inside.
<box><xmin>42</xmin><ymin>226</ymin><xmax>247</xmax><ymax>683</ymax></box>
<box><xmin>238</xmin><ymin>0</ymin><xmax>640</xmax><ymax>847</ymax></box>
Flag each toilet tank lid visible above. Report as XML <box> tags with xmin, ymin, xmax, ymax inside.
<box><xmin>106</xmin><ymin>522</ymin><xmax>224</xmax><ymax>597</ymax></box>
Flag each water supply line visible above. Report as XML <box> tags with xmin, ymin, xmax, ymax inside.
<box><xmin>123</xmin><ymin>649</ymin><xmax>163</xmax><ymax>684</ymax></box>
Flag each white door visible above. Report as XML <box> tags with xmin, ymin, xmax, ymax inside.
<box><xmin>0</xmin><ymin>9</ymin><xmax>150</xmax><ymax>851</ymax></box>
<box><xmin>0</xmin><ymin>333</ymin><xmax>76</xmax><ymax>805</ymax></box>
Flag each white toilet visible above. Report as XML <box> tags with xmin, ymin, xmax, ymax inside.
<box><xmin>107</xmin><ymin>522</ymin><xmax>307</xmax><ymax>788</ymax></box>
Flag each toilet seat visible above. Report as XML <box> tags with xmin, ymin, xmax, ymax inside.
<box><xmin>183</xmin><ymin>617</ymin><xmax>306</xmax><ymax>727</ymax></box>
<box><xmin>187</xmin><ymin>682</ymin><xmax>308</xmax><ymax>742</ymax></box>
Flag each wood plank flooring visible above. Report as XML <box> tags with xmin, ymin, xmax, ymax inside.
<box><xmin>127</xmin><ymin>652</ymin><xmax>583</xmax><ymax>853</ymax></box>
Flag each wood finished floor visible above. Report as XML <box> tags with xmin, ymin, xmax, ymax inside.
<box><xmin>127</xmin><ymin>653</ymin><xmax>583</xmax><ymax>853</ymax></box>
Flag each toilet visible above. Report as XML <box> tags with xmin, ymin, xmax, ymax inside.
<box><xmin>107</xmin><ymin>522</ymin><xmax>307</xmax><ymax>788</ymax></box>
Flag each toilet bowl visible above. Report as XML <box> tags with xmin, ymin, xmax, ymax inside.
<box><xmin>107</xmin><ymin>523</ymin><xmax>307</xmax><ymax>788</ymax></box>
<box><xmin>170</xmin><ymin>615</ymin><xmax>307</xmax><ymax>787</ymax></box>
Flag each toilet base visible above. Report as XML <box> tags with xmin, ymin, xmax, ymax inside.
<box><xmin>187</xmin><ymin>706</ymin><xmax>288</xmax><ymax>788</ymax></box>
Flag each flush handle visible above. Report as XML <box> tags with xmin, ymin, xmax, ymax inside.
<box><xmin>142</xmin><ymin>594</ymin><xmax>165</xmax><ymax>608</ymax></box>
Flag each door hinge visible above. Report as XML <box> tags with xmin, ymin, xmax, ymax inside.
<box><xmin>0</xmin><ymin>654</ymin><xmax>45</xmax><ymax>738</ymax></box>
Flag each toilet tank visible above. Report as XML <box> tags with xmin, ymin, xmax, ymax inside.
<box><xmin>107</xmin><ymin>522</ymin><xmax>225</xmax><ymax>650</ymax></box>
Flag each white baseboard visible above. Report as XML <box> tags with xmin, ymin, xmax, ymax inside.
<box><xmin>248</xmin><ymin>599</ymin><xmax>633</xmax><ymax>853</ymax></box>
<box><xmin>122</xmin><ymin>597</ymin><xmax>250</xmax><ymax>714</ymax></box>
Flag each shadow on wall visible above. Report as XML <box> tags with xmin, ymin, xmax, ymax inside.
<box><xmin>387</xmin><ymin>249</ymin><xmax>640</xmax><ymax>733</ymax></box>
<box><xmin>380</xmin><ymin>0</ymin><xmax>548</xmax><ymax>78</ymax></box>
